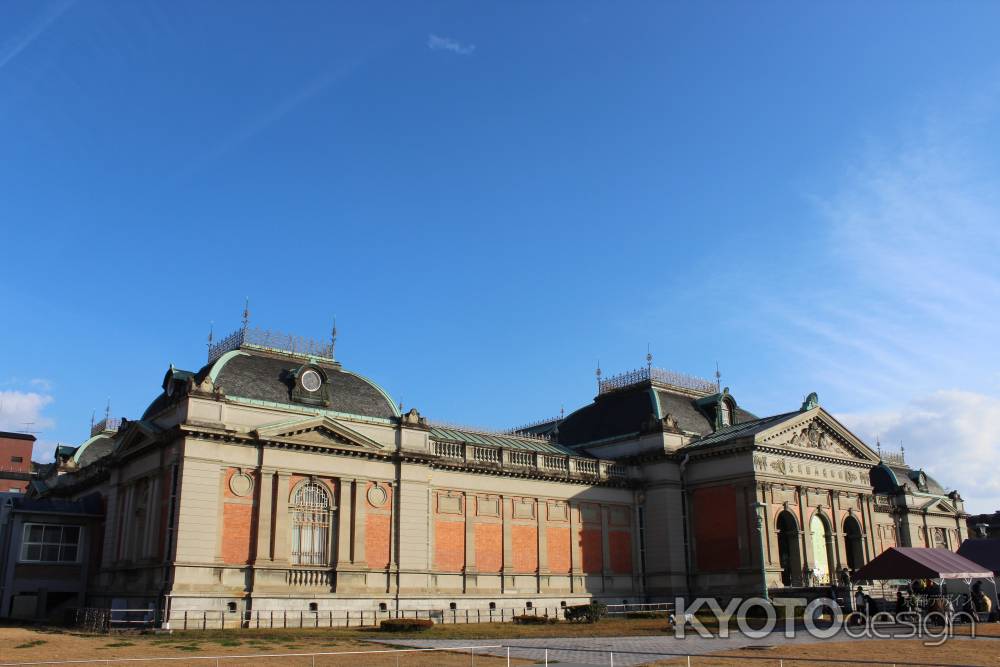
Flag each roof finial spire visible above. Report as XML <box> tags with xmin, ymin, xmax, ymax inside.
<box><xmin>560</xmin><ymin>404</ymin><xmax>565</xmax><ymax>419</ymax></box>
<box><xmin>207</xmin><ymin>321</ymin><xmax>214</xmax><ymax>347</ymax></box>
<box><xmin>595</xmin><ymin>361</ymin><xmax>602</xmax><ymax>392</ymax></box>
<box><xmin>331</xmin><ymin>316</ymin><xmax>338</xmax><ymax>359</ymax></box>
<box><xmin>876</xmin><ymin>434</ymin><xmax>882</xmax><ymax>457</ymax></box>
<box><xmin>646</xmin><ymin>344</ymin><xmax>653</xmax><ymax>371</ymax></box>
<box><xmin>715</xmin><ymin>362</ymin><xmax>722</xmax><ymax>392</ymax></box>
<box><xmin>241</xmin><ymin>298</ymin><xmax>250</xmax><ymax>331</ymax></box>
<box><xmin>90</xmin><ymin>410</ymin><xmax>95</xmax><ymax>433</ymax></box>
<box><xmin>104</xmin><ymin>397</ymin><xmax>111</xmax><ymax>421</ymax></box>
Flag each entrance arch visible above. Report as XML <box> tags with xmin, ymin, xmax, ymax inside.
<box><xmin>809</xmin><ymin>513</ymin><xmax>834</xmax><ymax>585</ymax></box>
<box><xmin>843</xmin><ymin>516</ymin><xmax>864</xmax><ymax>573</ymax></box>
<box><xmin>776</xmin><ymin>511</ymin><xmax>802</xmax><ymax>586</ymax></box>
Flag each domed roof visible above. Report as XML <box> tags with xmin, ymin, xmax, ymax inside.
<box><xmin>140</xmin><ymin>348</ymin><xmax>399</xmax><ymax>422</ymax></box>
<box><xmin>208</xmin><ymin>350</ymin><xmax>399</xmax><ymax>420</ymax></box>
<box><xmin>871</xmin><ymin>462</ymin><xmax>948</xmax><ymax>496</ymax></box>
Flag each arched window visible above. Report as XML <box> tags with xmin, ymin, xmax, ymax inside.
<box><xmin>291</xmin><ymin>482</ymin><xmax>332</xmax><ymax>565</ymax></box>
<box><xmin>720</xmin><ymin>400</ymin><xmax>733</xmax><ymax>426</ymax></box>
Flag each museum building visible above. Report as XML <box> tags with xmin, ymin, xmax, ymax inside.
<box><xmin>15</xmin><ymin>324</ymin><xmax>969</xmax><ymax>623</ymax></box>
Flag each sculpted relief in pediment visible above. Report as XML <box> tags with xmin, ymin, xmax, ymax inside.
<box><xmin>768</xmin><ymin>421</ymin><xmax>856</xmax><ymax>458</ymax></box>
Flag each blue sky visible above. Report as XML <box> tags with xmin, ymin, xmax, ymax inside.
<box><xmin>1</xmin><ymin>1</ymin><xmax>999</xmax><ymax>512</ymax></box>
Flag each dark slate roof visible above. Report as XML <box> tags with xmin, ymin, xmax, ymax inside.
<box><xmin>213</xmin><ymin>352</ymin><xmax>398</xmax><ymax>420</ymax></box>
<box><xmin>877</xmin><ymin>463</ymin><xmax>948</xmax><ymax>496</ymax></box>
<box><xmin>140</xmin><ymin>391</ymin><xmax>173</xmax><ymax>420</ymax></box>
<box><xmin>556</xmin><ymin>386</ymin><xmax>655</xmax><ymax>446</ymax></box>
<box><xmin>0</xmin><ymin>431</ymin><xmax>36</xmax><ymax>441</ymax></box>
<box><xmin>429</xmin><ymin>427</ymin><xmax>577</xmax><ymax>455</ymax></box>
<box><xmin>680</xmin><ymin>411</ymin><xmax>799</xmax><ymax>451</ymax></box>
<box><xmin>957</xmin><ymin>539</ymin><xmax>1000</xmax><ymax>574</ymax></box>
<box><xmin>655</xmin><ymin>390</ymin><xmax>715</xmax><ymax>435</ymax></box>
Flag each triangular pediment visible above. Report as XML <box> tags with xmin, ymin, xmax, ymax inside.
<box><xmin>756</xmin><ymin>408</ymin><xmax>879</xmax><ymax>463</ymax></box>
<box><xmin>253</xmin><ymin>415</ymin><xmax>384</xmax><ymax>451</ymax></box>
<box><xmin>919</xmin><ymin>496</ymin><xmax>958</xmax><ymax>514</ymax></box>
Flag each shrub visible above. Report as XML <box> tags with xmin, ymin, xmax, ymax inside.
<box><xmin>564</xmin><ymin>602</ymin><xmax>607</xmax><ymax>623</ymax></box>
<box><xmin>513</xmin><ymin>614</ymin><xmax>556</xmax><ymax>625</ymax></box>
<box><xmin>379</xmin><ymin>618</ymin><xmax>434</xmax><ymax>632</ymax></box>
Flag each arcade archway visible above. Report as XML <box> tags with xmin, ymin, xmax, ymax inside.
<box><xmin>776</xmin><ymin>511</ymin><xmax>801</xmax><ymax>586</ymax></box>
<box><xmin>844</xmin><ymin>515</ymin><xmax>864</xmax><ymax>573</ymax></box>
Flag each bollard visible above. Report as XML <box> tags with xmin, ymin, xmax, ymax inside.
<box><xmin>610</xmin><ymin>651</ymin><xmax>614</xmax><ymax>667</ymax></box>
<box><xmin>507</xmin><ymin>646</ymin><xmax>511</xmax><ymax>667</ymax></box>
<box><xmin>545</xmin><ymin>648</ymin><xmax>549</xmax><ymax>667</ymax></box>
<box><xmin>687</xmin><ymin>656</ymin><xmax>691</xmax><ymax>667</ymax></box>
<box><xmin>472</xmin><ymin>646</ymin><xmax>476</xmax><ymax>667</ymax></box>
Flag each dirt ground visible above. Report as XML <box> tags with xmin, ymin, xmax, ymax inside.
<box><xmin>652</xmin><ymin>638</ymin><xmax>1000</xmax><ymax>666</ymax></box>
<box><xmin>0</xmin><ymin>626</ymin><xmax>525</xmax><ymax>666</ymax></box>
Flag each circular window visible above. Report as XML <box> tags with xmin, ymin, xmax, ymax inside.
<box><xmin>300</xmin><ymin>369</ymin><xmax>322</xmax><ymax>392</ymax></box>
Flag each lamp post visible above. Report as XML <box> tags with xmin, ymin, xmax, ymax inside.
<box><xmin>752</xmin><ymin>502</ymin><xmax>769</xmax><ymax>602</ymax></box>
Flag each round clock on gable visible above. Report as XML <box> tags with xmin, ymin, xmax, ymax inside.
<box><xmin>300</xmin><ymin>369</ymin><xmax>322</xmax><ymax>392</ymax></box>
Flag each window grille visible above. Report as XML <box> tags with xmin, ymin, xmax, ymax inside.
<box><xmin>21</xmin><ymin>523</ymin><xmax>81</xmax><ymax>562</ymax></box>
<box><xmin>291</xmin><ymin>482</ymin><xmax>331</xmax><ymax>565</ymax></box>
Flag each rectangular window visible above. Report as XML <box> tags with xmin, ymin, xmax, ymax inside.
<box><xmin>11</xmin><ymin>456</ymin><xmax>23</xmax><ymax>463</ymax></box>
<box><xmin>20</xmin><ymin>523</ymin><xmax>81</xmax><ymax>563</ymax></box>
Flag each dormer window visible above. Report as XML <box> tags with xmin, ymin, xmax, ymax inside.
<box><xmin>291</xmin><ymin>365</ymin><xmax>331</xmax><ymax>407</ymax></box>
<box><xmin>720</xmin><ymin>400</ymin><xmax>732</xmax><ymax>426</ymax></box>
<box><xmin>300</xmin><ymin>369</ymin><xmax>322</xmax><ymax>392</ymax></box>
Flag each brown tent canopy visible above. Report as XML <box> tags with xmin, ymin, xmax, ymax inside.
<box><xmin>853</xmin><ymin>547</ymin><xmax>993</xmax><ymax>581</ymax></box>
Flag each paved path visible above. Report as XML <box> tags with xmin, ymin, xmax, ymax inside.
<box><xmin>376</xmin><ymin>629</ymin><xmax>892</xmax><ymax>666</ymax></box>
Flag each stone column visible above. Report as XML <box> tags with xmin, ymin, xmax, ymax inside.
<box><xmin>255</xmin><ymin>469</ymin><xmax>274</xmax><ymax>562</ymax></box>
<box><xmin>272</xmin><ymin>472</ymin><xmax>291</xmax><ymax>564</ymax></box>
<box><xmin>336</xmin><ymin>478</ymin><xmax>354</xmax><ymax>566</ymax></box>
<box><xmin>569</xmin><ymin>502</ymin><xmax>582</xmax><ymax>593</ymax></box>
<box><xmin>797</xmin><ymin>488</ymin><xmax>813</xmax><ymax>584</ymax></box>
<box><xmin>353</xmin><ymin>480</ymin><xmax>366</xmax><ymax>564</ymax></box>
<box><xmin>537</xmin><ymin>498</ymin><xmax>549</xmax><ymax>594</ymax></box>
<box><xmin>735</xmin><ymin>483</ymin><xmax>751</xmax><ymax>567</ymax></box>
<box><xmin>600</xmin><ymin>505</ymin><xmax>611</xmax><ymax>592</ymax></box>
<box><xmin>502</xmin><ymin>496</ymin><xmax>514</xmax><ymax>588</ymax></box>
<box><xmin>464</xmin><ymin>493</ymin><xmax>476</xmax><ymax>592</ymax></box>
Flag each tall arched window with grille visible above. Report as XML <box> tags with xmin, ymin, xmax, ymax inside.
<box><xmin>291</xmin><ymin>481</ymin><xmax>332</xmax><ymax>565</ymax></box>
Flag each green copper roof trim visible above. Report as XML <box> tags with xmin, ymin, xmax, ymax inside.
<box><xmin>225</xmin><ymin>395</ymin><xmax>396</xmax><ymax>426</ymax></box>
<box><xmin>72</xmin><ymin>433</ymin><xmax>109</xmax><ymax>464</ymax></box>
<box><xmin>339</xmin><ymin>369</ymin><xmax>400</xmax><ymax>418</ymax></box>
<box><xmin>208</xmin><ymin>349</ymin><xmax>248</xmax><ymax>384</ymax></box>
<box><xmin>649</xmin><ymin>387</ymin><xmax>662</xmax><ymax>419</ymax></box>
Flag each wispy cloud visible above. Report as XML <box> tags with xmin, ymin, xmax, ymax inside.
<box><xmin>427</xmin><ymin>34</ymin><xmax>475</xmax><ymax>56</ymax></box>
<box><xmin>839</xmin><ymin>390</ymin><xmax>1000</xmax><ymax>514</ymax></box>
<box><xmin>749</xmin><ymin>94</ymin><xmax>1000</xmax><ymax>407</ymax></box>
<box><xmin>0</xmin><ymin>389</ymin><xmax>55</xmax><ymax>432</ymax></box>
<box><xmin>0</xmin><ymin>0</ymin><xmax>76</xmax><ymax>71</ymax></box>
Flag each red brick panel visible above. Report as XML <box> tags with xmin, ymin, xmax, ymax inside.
<box><xmin>692</xmin><ymin>485</ymin><xmax>740</xmax><ymax>571</ymax></box>
<box><xmin>435</xmin><ymin>521</ymin><xmax>465</xmax><ymax>572</ymax></box>
<box><xmin>546</xmin><ymin>526</ymin><xmax>571</xmax><ymax>573</ymax></box>
<box><xmin>474</xmin><ymin>523</ymin><xmax>503</xmax><ymax>573</ymax></box>
<box><xmin>222</xmin><ymin>503</ymin><xmax>253</xmax><ymax>564</ymax></box>
<box><xmin>511</xmin><ymin>525</ymin><xmax>538</xmax><ymax>573</ymax></box>
<box><xmin>366</xmin><ymin>514</ymin><xmax>391</xmax><ymax>569</ymax></box>
<box><xmin>609</xmin><ymin>529</ymin><xmax>632</xmax><ymax>574</ymax></box>
<box><xmin>579</xmin><ymin>528</ymin><xmax>603</xmax><ymax>573</ymax></box>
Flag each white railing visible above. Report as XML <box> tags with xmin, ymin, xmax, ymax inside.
<box><xmin>434</xmin><ymin>441</ymin><xmax>464</xmax><ymax>459</ymax></box>
<box><xmin>575</xmin><ymin>459</ymin><xmax>599</xmax><ymax>475</ymax></box>
<box><xmin>509</xmin><ymin>450</ymin><xmax>534</xmax><ymax>467</ymax></box>
<box><xmin>473</xmin><ymin>447</ymin><xmax>501</xmax><ymax>464</ymax></box>
<box><xmin>607</xmin><ymin>464</ymin><xmax>627</xmax><ymax>480</ymax></box>
<box><xmin>542</xmin><ymin>455</ymin><xmax>569</xmax><ymax>472</ymax></box>
<box><xmin>286</xmin><ymin>569</ymin><xmax>333</xmax><ymax>588</ymax></box>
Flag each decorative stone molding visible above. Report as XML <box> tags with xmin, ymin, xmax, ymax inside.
<box><xmin>229</xmin><ymin>471</ymin><xmax>254</xmax><ymax>497</ymax></box>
